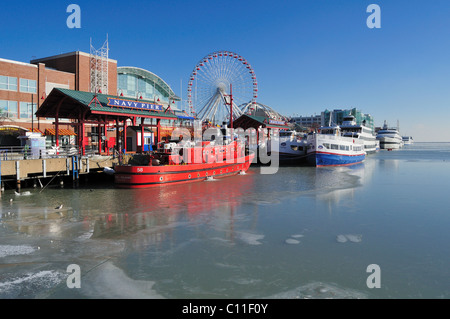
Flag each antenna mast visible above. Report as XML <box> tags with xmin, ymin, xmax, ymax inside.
<box><xmin>90</xmin><ymin>35</ymin><xmax>109</xmax><ymax>94</ymax></box>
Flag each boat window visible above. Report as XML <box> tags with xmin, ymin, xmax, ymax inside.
<box><xmin>331</xmin><ymin>144</ymin><xmax>338</xmax><ymax>150</ymax></box>
<box><xmin>323</xmin><ymin>143</ymin><xmax>330</xmax><ymax>149</ymax></box>
<box><xmin>339</xmin><ymin>145</ymin><xmax>346</xmax><ymax>151</ymax></box>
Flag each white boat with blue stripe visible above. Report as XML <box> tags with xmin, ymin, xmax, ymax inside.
<box><xmin>306</xmin><ymin>125</ymin><xmax>366</xmax><ymax>167</ymax></box>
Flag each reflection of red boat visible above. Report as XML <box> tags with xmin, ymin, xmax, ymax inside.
<box><xmin>114</xmin><ymin>140</ymin><xmax>255</xmax><ymax>188</ymax></box>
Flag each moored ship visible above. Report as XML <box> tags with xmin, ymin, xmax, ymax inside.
<box><xmin>402</xmin><ymin>136</ymin><xmax>414</xmax><ymax>145</ymax></box>
<box><xmin>376</xmin><ymin>121</ymin><xmax>403</xmax><ymax>150</ymax></box>
<box><xmin>306</xmin><ymin>124</ymin><xmax>366</xmax><ymax>167</ymax></box>
<box><xmin>271</xmin><ymin>130</ymin><xmax>307</xmax><ymax>164</ymax></box>
<box><xmin>340</xmin><ymin>115</ymin><xmax>379</xmax><ymax>154</ymax></box>
<box><xmin>114</xmin><ymin>137</ymin><xmax>255</xmax><ymax>188</ymax></box>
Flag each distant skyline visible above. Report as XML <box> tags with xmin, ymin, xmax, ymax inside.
<box><xmin>1</xmin><ymin>0</ymin><xmax>449</xmax><ymax>141</ymax></box>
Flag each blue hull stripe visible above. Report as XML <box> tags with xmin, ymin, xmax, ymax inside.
<box><xmin>307</xmin><ymin>152</ymin><xmax>365</xmax><ymax>167</ymax></box>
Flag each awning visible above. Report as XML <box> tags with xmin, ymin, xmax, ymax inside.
<box><xmin>45</xmin><ymin>128</ymin><xmax>77</xmax><ymax>136</ymax></box>
<box><xmin>32</xmin><ymin>128</ymin><xmax>44</xmax><ymax>134</ymax></box>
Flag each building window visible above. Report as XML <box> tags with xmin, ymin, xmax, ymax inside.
<box><xmin>0</xmin><ymin>100</ymin><xmax>18</xmax><ymax>118</ymax></box>
<box><xmin>0</xmin><ymin>75</ymin><xmax>18</xmax><ymax>91</ymax></box>
<box><xmin>19</xmin><ymin>102</ymin><xmax>37</xmax><ymax>119</ymax></box>
<box><xmin>20</xmin><ymin>79</ymin><xmax>37</xmax><ymax>93</ymax></box>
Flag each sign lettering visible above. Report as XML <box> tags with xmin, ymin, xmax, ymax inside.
<box><xmin>107</xmin><ymin>98</ymin><xmax>163</xmax><ymax>112</ymax></box>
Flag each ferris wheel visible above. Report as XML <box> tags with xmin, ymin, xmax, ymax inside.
<box><xmin>187</xmin><ymin>50</ymin><xmax>258</xmax><ymax>124</ymax></box>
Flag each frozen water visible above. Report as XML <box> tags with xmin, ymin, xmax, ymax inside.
<box><xmin>237</xmin><ymin>232</ymin><xmax>264</xmax><ymax>245</ymax></box>
<box><xmin>345</xmin><ymin>234</ymin><xmax>362</xmax><ymax>243</ymax></box>
<box><xmin>268</xmin><ymin>281</ymin><xmax>368</xmax><ymax>299</ymax></box>
<box><xmin>336</xmin><ymin>234</ymin><xmax>362</xmax><ymax>243</ymax></box>
<box><xmin>80</xmin><ymin>262</ymin><xmax>164</xmax><ymax>299</ymax></box>
<box><xmin>0</xmin><ymin>270</ymin><xmax>65</xmax><ymax>299</ymax></box>
<box><xmin>0</xmin><ymin>245</ymin><xmax>36</xmax><ymax>258</ymax></box>
<box><xmin>336</xmin><ymin>235</ymin><xmax>348</xmax><ymax>243</ymax></box>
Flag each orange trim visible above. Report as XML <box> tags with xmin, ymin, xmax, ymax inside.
<box><xmin>44</xmin><ymin>128</ymin><xmax>77</xmax><ymax>136</ymax></box>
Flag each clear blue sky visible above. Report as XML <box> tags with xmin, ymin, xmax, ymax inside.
<box><xmin>1</xmin><ymin>0</ymin><xmax>449</xmax><ymax>141</ymax></box>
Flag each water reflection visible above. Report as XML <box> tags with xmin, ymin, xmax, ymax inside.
<box><xmin>314</xmin><ymin>158</ymin><xmax>376</xmax><ymax>210</ymax></box>
<box><xmin>88</xmin><ymin>174</ymin><xmax>256</xmax><ymax>250</ymax></box>
<box><xmin>1</xmin><ymin>173</ymin><xmax>255</xmax><ymax>238</ymax></box>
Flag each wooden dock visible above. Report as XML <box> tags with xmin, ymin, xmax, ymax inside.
<box><xmin>0</xmin><ymin>155</ymin><xmax>118</xmax><ymax>193</ymax></box>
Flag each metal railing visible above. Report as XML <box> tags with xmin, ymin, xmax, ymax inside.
<box><xmin>0</xmin><ymin>145</ymin><xmax>87</xmax><ymax>161</ymax></box>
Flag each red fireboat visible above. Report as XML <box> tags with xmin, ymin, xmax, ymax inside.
<box><xmin>114</xmin><ymin>84</ymin><xmax>255</xmax><ymax>188</ymax></box>
<box><xmin>114</xmin><ymin>136</ymin><xmax>255</xmax><ymax>188</ymax></box>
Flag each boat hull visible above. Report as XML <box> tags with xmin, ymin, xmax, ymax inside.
<box><xmin>306</xmin><ymin>132</ymin><xmax>366</xmax><ymax>167</ymax></box>
<box><xmin>114</xmin><ymin>153</ymin><xmax>255</xmax><ymax>188</ymax></box>
<box><xmin>378</xmin><ymin>137</ymin><xmax>402</xmax><ymax>150</ymax></box>
<box><xmin>307</xmin><ymin>151</ymin><xmax>365</xmax><ymax>167</ymax></box>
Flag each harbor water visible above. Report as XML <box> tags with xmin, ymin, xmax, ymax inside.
<box><xmin>0</xmin><ymin>142</ymin><xmax>449</xmax><ymax>299</ymax></box>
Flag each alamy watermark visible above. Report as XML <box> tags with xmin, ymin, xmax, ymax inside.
<box><xmin>66</xmin><ymin>264</ymin><xmax>81</xmax><ymax>288</ymax></box>
<box><xmin>366</xmin><ymin>264</ymin><xmax>381</xmax><ymax>289</ymax></box>
<box><xmin>66</xmin><ymin>4</ymin><xmax>81</xmax><ymax>29</ymax></box>
<box><xmin>366</xmin><ymin>4</ymin><xmax>381</xmax><ymax>29</ymax></box>
<box><xmin>167</xmin><ymin>121</ymin><xmax>280</xmax><ymax>175</ymax></box>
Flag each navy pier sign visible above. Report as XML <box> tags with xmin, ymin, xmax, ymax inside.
<box><xmin>107</xmin><ymin>98</ymin><xmax>163</xmax><ymax>112</ymax></box>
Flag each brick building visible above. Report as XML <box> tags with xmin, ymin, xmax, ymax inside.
<box><xmin>0</xmin><ymin>51</ymin><xmax>117</xmax><ymax>146</ymax></box>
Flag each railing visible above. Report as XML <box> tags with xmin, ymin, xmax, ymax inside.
<box><xmin>0</xmin><ymin>145</ymin><xmax>88</xmax><ymax>161</ymax></box>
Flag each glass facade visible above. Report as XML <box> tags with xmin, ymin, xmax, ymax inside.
<box><xmin>0</xmin><ymin>75</ymin><xmax>18</xmax><ymax>91</ymax></box>
<box><xmin>0</xmin><ymin>100</ymin><xmax>18</xmax><ymax>118</ymax></box>
<box><xmin>117</xmin><ymin>67</ymin><xmax>181</xmax><ymax>110</ymax></box>
<box><xmin>323</xmin><ymin>108</ymin><xmax>374</xmax><ymax>132</ymax></box>
<box><xmin>19</xmin><ymin>102</ymin><xmax>37</xmax><ymax>119</ymax></box>
<box><xmin>19</xmin><ymin>78</ymin><xmax>37</xmax><ymax>93</ymax></box>
<box><xmin>118</xmin><ymin>73</ymin><xmax>169</xmax><ymax>103</ymax></box>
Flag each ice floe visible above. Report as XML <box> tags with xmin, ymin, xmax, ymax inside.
<box><xmin>284</xmin><ymin>233</ymin><xmax>304</xmax><ymax>244</ymax></box>
<box><xmin>267</xmin><ymin>281</ymin><xmax>368</xmax><ymax>299</ymax></box>
<box><xmin>81</xmin><ymin>261</ymin><xmax>165</xmax><ymax>299</ymax></box>
<box><xmin>15</xmin><ymin>191</ymin><xmax>31</xmax><ymax>196</ymax></box>
<box><xmin>0</xmin><ymin>245</ymin><xmax>36</xmax><ymax>258</ymax></box>
<box><xmin>237</xmin><ymin>232</ymin><xmax>264</xmax><ymax>245</ymax></box>
<box><xmin>336</xmin><ymin>234</ymin><xmax>362</xmax><ymax>243</ymax></box>
<box><xmin>0</xmin><ymin>270</ymin><xmax>65</xmax><ymax>298</ymax></box>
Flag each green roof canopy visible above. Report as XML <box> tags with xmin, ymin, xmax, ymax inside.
<box><xmin>36</xmin><ymin>88</ymin><xmax>178</xmax><ymax>120</ymax></box>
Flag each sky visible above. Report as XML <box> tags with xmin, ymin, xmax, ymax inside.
<box><xmin>1</xmin><ymin>0</ymin><xmax>450</xmax><ymax>142</ymax></box>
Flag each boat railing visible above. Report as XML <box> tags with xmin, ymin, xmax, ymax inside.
<box><xmin>316</xmin><ymin>134</ymin><xmax>343</xmax><ymax>141</ymax></box>
<box><xmin>315</xmin><ymin>133</ymin><xmax>365</xmax><ymax>145</ymax></box>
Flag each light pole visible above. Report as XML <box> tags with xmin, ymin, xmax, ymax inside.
<box><xmin>223</xmin><ymin>84</ymin><xmax>233</xmax><ymax>129</ymax></box>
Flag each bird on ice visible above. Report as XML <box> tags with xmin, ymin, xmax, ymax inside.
<box><xmin>55</xmin><ymin>204</ymin><xmax>64</xmax><ymax>210</ymax></box>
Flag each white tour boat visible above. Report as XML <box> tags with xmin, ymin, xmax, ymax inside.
<box><xmin>376</xmin><ymin>121</ymin><xmax>403</xmax><ymax>150</ymax></box>
<box><xmin>339</xmin><ymin>115</ymin><xmax>379</xmax><ymax>154</ymax></box>
<box><xmin>306</xmin><ymin>125</ymin><xmax>366</xmax><ymax>167</ymax></box>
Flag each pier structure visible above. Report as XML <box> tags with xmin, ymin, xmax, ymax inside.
<box><xmin>35</xmin><ymin>87</ymin><xmax>179</xmax><ymax>156</ymax></box>
<box><xmin>1</xmin><ymin>87</ymin><xmax>192</xmax><ymax>193</ymax></box>
<box><xmin>0</xmin><ymin>154</ymin><xmax>117</xmax><ymax>193</ymax></box>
